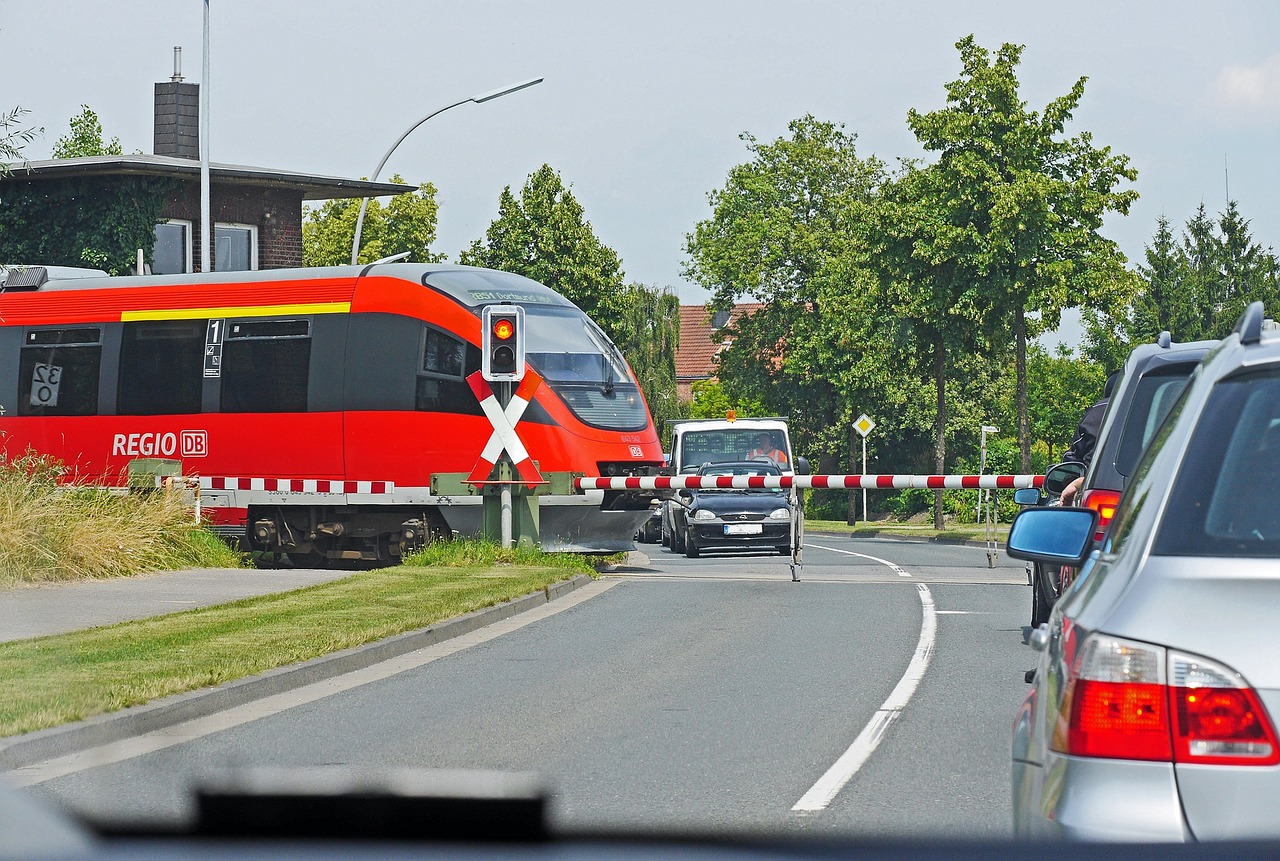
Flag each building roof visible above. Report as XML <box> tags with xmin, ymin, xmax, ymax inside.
<box><xmin>676</xmin><ymin>303</ymin><xmax>764</xmax><ymax>382</ymax></box>
<box><xmin>2</xmin><ymin>154</ymin><xmax>413</xmax><ymax>200</ymax></box>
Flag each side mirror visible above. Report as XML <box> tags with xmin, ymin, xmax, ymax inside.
<box><xmin>1043</xmin><ymin>461</ymin><xmax>1086</xmax><ymax>496</ymax></box>
<box><xmin>1006</xmin><ymin>507</ymin><xmax>1099</xmax><ymax>567</ymax></box>
<box><xmin>1013</xmin><ymin>487</ymin><xmax>1043</xmax><ymax>506</ymax></box>
<box><xmin>793</xmin><ymin>456</ymin><xmax>810</xmax><ymax>475</ymax></box>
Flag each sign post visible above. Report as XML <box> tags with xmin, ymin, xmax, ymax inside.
<box><xmin>980</xmin><ymin>424</ymin><xmax>999</xmax><ymax>567</ymax></box>
<box><xmin>854</xmin><ymin>414</ymin><xmax>875</xmax><ymax>525</ymax></box>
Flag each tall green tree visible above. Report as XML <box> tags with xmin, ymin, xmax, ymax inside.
<box><xmin>0</xmin><ymin>106</ymin><xmax>40</xmax><ymax>176</ymax></box>
<box><xmin>1129</xmin><ymin>216</ymin><xmax>1198</xmax><ymax>342</ymax></box>
<box><xmin>901</xmin><ymin>36</ymin><xmax>1138</xmax><ymax>477</ymax></box>
<box><xmin>51</xmin><ymin>105</ymin><xmax>123</xmax><ymax>158</ymax></box>
<box><xmin>303</xmin><ymin>175</ymin><xmax>444</xmax><ymax>266</ymax></box>
<box><xmin>613</xmin><ymin>282</ymin><xmax>681</xmax><ymax>430</ymax></box>
<box><xmin>1088</xmin><ymin>202</ymin><xmax>1280</xmax><ymax>356</ymax></box>
<box><xmin>683</xmin><ymin>115</ymin><xmax>886</xmax><ymax>471</ymax></box>
<box><xmin>460</xmin><ymin>164</ymin><xmax>627</xmax><ymax>341</ymax></box>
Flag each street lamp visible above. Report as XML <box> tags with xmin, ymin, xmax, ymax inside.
<box><xmin>349</xmin><ymin>77</ymin><xmax>543</xmax><ymax>265</ymax></box>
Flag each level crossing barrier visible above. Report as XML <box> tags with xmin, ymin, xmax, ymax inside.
<box><xmin>574</xmin><ymin>474</ymin><xmax>1045</xmax><ymax>491</ymax></box>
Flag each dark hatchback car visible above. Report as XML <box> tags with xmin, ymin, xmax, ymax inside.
<box><xmin>671</xmin><ymin>461</ymin><xmax>794</xmax><ymax>557</ymax></box>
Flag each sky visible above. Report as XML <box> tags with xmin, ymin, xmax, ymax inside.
<box><xmin>4</xmin><ymin>1</ymin><xmax>1280</xmax><ymax>346</ymax></box>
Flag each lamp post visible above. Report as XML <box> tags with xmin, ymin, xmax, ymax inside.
<box><xmin>200</xmin><ymin>0</ymin><xmax>210</xmax><ymax>272</ymax></box>
<box><xmin>349</xmin><ymin>77</ymin><xmax>543</xmax><ymax>266</ymax></box>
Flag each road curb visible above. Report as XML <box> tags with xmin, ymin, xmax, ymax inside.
<box><xmin>0</xmin><ymin>573</ymin><xmax>597</xmax><ymax>771</ymax></box>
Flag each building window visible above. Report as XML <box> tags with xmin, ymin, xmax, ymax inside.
<box><xmin>118</xmin><ymin>321</ymin><xmax>205</xmax><ymax>415</ymax></box>
<box><xmin>152</xmin><ymin>220</ymin><xmax>192</xmax><ymax>275</ymax></box>
<box><xmin>19</xmin><ymin>328</ymin><xmax>102</xmax><ymax>416</ymax></box>
<box><xmin>220</xmin><ymin>319</ymin><xmax>311</xmax><ymax>413</ymax></box>
<box><xmin>214</xmin><ymin>223</ymin><xmax>257</xmax><ymax>272</ymax></box>
<box><xmin>416</xmin><ymin>325</ymin><xmax>482</xmax><ymax>415</ymax></box>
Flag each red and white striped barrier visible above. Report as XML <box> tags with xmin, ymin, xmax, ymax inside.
<box><xmin>575</xmin><ymin>474</ymin><xmax>1044</xmax><ymax>491</ymax></box>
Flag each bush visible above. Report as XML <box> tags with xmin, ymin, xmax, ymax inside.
<box><xmin>0</xmin><ymin>451</ymin><xmax>244</xmax><ymax>586</ymax></box>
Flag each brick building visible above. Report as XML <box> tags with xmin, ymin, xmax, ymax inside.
<box><xmin>2</xmin><ymin>74</ymin><xmax>409</xmax><ymax>273</ymax></box>
<box><xmin>675</xmin><ymin>303</ymin><xmax>763</xmax><ymax>400</ymax></box>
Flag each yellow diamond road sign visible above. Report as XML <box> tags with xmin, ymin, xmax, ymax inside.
<box><xmin>854</xmin><ymin>414</ymin><xmax>875</xmax><ymax>437</ymax></box>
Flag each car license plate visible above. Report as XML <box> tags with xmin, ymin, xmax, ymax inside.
<box><xmin>724</xmin><ymin>523</ymin><xmax>762</xmax><ymax>535</ymax></box>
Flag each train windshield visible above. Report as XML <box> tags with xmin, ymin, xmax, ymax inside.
<box><xmin>523</xmin><ymin>305</ymin><xmax>649</xmax><ymax>431</ymax></box>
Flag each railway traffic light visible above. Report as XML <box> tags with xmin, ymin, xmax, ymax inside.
<box><xmin>481</xmin><ymin>304</ymin><xmax>525</xmax><ymax>382</ymax></box>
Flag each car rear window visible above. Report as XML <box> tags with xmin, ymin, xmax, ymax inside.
<box><xmin>1113</xmin><ymin>366</ymin><xmax>1195</xmax><ymax>476</ymax></box>
<box><xmin>1154</xmin><ymin>369</ymin><xmax>1280</xmax><ymax>557</ymax></box>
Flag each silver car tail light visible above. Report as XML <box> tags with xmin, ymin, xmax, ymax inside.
<box><xmin>1168</xmin><ymin>651</ymin><xmax>1280</xmax><ymax>766</ymax></box>
<box><xmin>1052</xmin><ymin>632</ymin><xmax>1280</xmax><ymax>766</ymax></box>
<box><xmin>1052</xmin><ymin>634</ymin><xmax>1172</xmax><ymax>761</ymax></box>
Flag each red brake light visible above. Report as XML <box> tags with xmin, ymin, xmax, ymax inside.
<box><xmin>1053</xmin><ymin>634</ymin><xmax>1280</xmax><ymax>766</ymax></box>
<box><xmin>1080</xmin><ymin>488</ymin><xmax>1121</xmax><ymax>541</ymax></box>
<box><xmin>1054</xmin><ymin>635</ymin><xmax>1172</xmax><ymax>761</ymax></box>
<box><xmin>1169</xmin><ymin>651</ymin><xmax>1280</xmax><ymax>765</ymax></box>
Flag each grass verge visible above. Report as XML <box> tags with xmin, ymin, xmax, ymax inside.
<box><xmin>805</xmin><ymin>519</ymin><xmax>1010</xmax><ymax>542</ymax></box>
<box><xmin>0</xmin><ymin>554</ymin><xmax>596</xmax><ymax>738</ymax></box>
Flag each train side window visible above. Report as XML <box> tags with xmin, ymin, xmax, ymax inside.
<box><xmin>220</xmin><ymin>319</ymin><xmax>311</xmax><ymax>413</ymax></box>
<box><xmin>416</xmin><ymin>325</ymin><xmax>482</xmax><ymax>415</ymax></box>
<box><xmin>19</xmin><ymin>328</ymin><xmax>102</xmax><ymax>416</ymax></box>
<box><xmin>118</xmin><ymin>321</ymin><xmax>205</xmax><ymax>415</ymax></box>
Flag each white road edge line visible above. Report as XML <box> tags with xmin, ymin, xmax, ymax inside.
<box><xmin>791</xmin><ymin>579</ymin><xmax>937</xmax><ymax>813</ymax></box>
<box><xmin>805</xmin><ymin>543</ymin><xmax>913</xmax><ymax>577</ymax></box>
<box><xmin>7</xmin><ymin>579</ymin><xmax>620</xmax><ymax>788</ymax></box>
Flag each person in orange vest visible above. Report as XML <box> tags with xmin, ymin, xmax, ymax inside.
<box><xmin>746</xmin><ymin>432</ymin><xmax>788</xmax><ymax>466</ymax></box>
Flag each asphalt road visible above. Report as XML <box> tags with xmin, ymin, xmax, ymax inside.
<box><xmin>27</xmin><ymin>534</ymin><xmax>1035</xmax><ymax>840</ymax></box>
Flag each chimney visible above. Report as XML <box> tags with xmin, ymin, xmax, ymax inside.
<box><xmin>154</xmin><ymin>46</ymin><xmax>199</xmax><ymax>158</ymax></box>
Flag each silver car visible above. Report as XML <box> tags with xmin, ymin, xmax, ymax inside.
<box><xmin>1007</xmin><ymin>302</ymin><xmax>1280</xmax><ymax>841</ymax></box>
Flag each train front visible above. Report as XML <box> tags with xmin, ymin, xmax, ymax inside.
<box><xmin>414</xmin><ymin>266</ymin><xmax>665</xmax><ymax>552</ymax></box>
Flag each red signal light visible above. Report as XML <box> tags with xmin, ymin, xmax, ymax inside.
<box><xmin>493</xmin><ymin>319</ymin><xmax>515</xmax><ymax>340</ymax></box>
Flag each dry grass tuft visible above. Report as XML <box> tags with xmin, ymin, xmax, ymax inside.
<box><xmin>0</xmin><ymin>451</ymin><xmax>243</xmax><ymax>588</ymax></box>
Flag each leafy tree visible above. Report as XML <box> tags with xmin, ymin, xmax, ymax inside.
<box><xmin>900</xmin><ymin>36</ymin><xmax>1139</xmax><ymax>477</ymax></box>
<box><xmin>1088</xmin><ymin>202</ymin><xmax>1280</xmax><ymax>356</ymax></box>
<box><xmin>1129</xmin><ymin>216</ymin><xmax>1198</xmax><ymax>342</ymax></box>
<box><xmin>686</xmin><ymin>380</ymin><xmax>766</xmax><ymax>420</ymax></box>
<box><xmin>683</xmin><ymin>115</ymin><xmax>886</xmax><ymax>473</ymax></box>
<box><xmin>303</xmin><ymin>174</ymin><xmax>443</xmax><ymax>265</ymax></box>
<box><xmin>51</xmin><ymin>105</ymin><xmax>123</xmax><ymax>158</ymax></box>
<box><xmin>0</xmin><ymin>175</ymin><xmax>175</xmax><ymax>273</ymax></box>
<box><xmin>0</xmin><ymin>106</ymin><xmax>40</xmax><ymax>176</ymax></box>
<box><xmin>460</xmin><ymin>164</ymin><xmax>627</xmax><ymax>341</ymax></box>
<box><xmin>612</xmin><ymin>282</ymin><xmax>682</xmax><ymax>430</ymax></box>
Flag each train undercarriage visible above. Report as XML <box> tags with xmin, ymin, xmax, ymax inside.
<box><xmin>245</xmin><ymin>505</ymin><xmax>454</xmax><ymax>565</ymax></box>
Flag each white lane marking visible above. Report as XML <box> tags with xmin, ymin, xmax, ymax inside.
<box><xmin>792</xmin><ymin>580</ymin><xmax>937</xmax><ymax>813</ymax></box>
<box><xmin>805</xmin><ymin>543</ymin><xmax>913</xmax><ymax>577</ymax></box>
<box><xmin>7</xmin><ymin>580</ymin><xmax>619</xmax><ymax>787</ymax></box>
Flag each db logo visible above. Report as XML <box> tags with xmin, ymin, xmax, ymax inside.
<box><xmin>629</xmin><ymin>445</ymin><xmax>644</xmax><ymax>458</ymax></box>
<box><xmin>181</xmin><ymin>430</ymin><xmax>208</xmax><ymax>457</ymax></box>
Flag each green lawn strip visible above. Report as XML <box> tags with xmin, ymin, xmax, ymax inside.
<box><xmin>805</xmin><ymin>519</ymin><xmax>1010</xmax><ymax>541</ymax></box>
<box><xmin>0</xmin><ymin>564</ymin><xmax>583</xmax><ymax>738</ymax></box>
